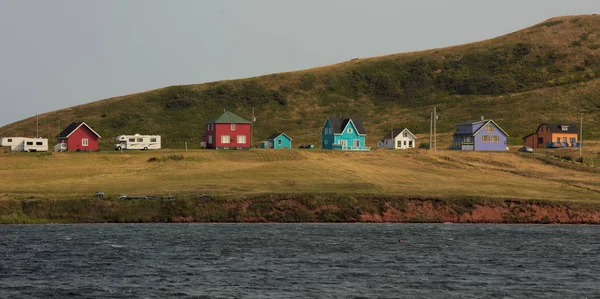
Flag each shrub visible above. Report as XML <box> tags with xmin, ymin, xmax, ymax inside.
<box><xmin>576</xmin><ymin>157</ymin><xmax>584</xmax><ymax>163</ymax></box>
<box><xmin>571</xmin><ymin>41</ymin><xmax>582</xmax><ymax>47</ymax></box>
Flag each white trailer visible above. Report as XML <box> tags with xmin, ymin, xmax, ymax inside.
<box><xmin>114</xmin><ymin>134</ymin><xmax>161</xmax><ymax>150</ymax></box>
<box><xmin>0</xmin><ymin>137</ymin><xmax>48</xmax><ymax>152</ymax></box>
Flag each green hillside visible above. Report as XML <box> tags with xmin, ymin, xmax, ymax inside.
<box><xmin>2</xmin><ymin>15</ymin><xmax>600</xmax><ymax>149</ymax></box>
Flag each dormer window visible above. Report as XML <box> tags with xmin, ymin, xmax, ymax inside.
<box><xmin>561</xmin><ymin>125</ymin><xmax>569</xmax><ymax>131</ymax></box>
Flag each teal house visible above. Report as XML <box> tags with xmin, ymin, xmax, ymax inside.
<box><xmin>260</xmin><ymin>132</ymin><xmax>292</xmax><ymax>149</ymax></box>
<box><xmin>321</xmin><ymin>116</ymin><xmax>370</xmax><ymax>151</ymax></box>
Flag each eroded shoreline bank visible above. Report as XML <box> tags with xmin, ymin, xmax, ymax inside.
<box><xmin>2</xmin><ymin>193</ymin><xmax>600</xmax><ymax>224</ymax></box>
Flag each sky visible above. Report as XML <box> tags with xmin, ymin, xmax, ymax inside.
<box><xmin>0</xmin><ymin>0</ymin><xmax>599</xmax><ymax>127</ymax></box>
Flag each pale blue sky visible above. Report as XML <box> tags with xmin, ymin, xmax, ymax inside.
<box><xmin>0</xmin><ymin>0</ymin><xmax>598</xmax><ymax>127</ymax></box>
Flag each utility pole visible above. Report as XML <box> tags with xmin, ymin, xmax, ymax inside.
<box><xmin>434</xmin><ymin>106</ymin><xmax>437</xmax><ymax>151</ymax></box>
<box><xmin>580</xmin><ymin>113</ymin><xmax>583</xmax><ymax>158</ymax></box>
<box><xmin>251</xmin><ymin>108</ymin><xmax>255</xmax><ymax>149</ymax></box>
<box><xmin>430</xmin><ymin>112</ymin><xmax>433</xmax><ymax>150</ymax></box>
<box><xmin>36</xmin><ymin>113</ymin><xmax>39</xmax><ymax>138</ymax></box>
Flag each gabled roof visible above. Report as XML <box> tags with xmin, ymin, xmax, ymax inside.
<box><xmin>265</xmin><ymin>132</ymin><xmax>292</xmax><ymax>141</ymax></box>
<box><xmin>207</xmin><ymin>111</ymin><xmax>251</xmax><ymax>124</ymax></box>
<box><xmin>472</xmin><ymin>119</ymin><xmax>509</xmax><ymax>137</ymax></box>
<box><xmin>381</xmin><ymin>128</ymin><xmax>417</xmax><ymax>140</ymax></box>
<box><xmin>325</xmin><ymin>116</ymin><xmax>367</xmax><ymax>135</ymax></box>
<box><xmin>56</xmin><ymin>122</ymin><xmax>101</xmax><ymax>138</ymax></box>
<box><xmin>537</xmin><ymin>123</ymin><xmax>578</xmax><ymax>134</ymax></box>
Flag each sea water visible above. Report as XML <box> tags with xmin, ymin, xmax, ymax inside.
<box><xmin>0</xmin><ymin>223</ymin><xmax>598</xmax><ymax>298</ymax></box>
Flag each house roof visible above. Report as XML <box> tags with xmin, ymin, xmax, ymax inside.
<box><xmin>207</xmin><ymin>111</ymin><xmax>251</xmax><ymax>124</ymax></box>
<box><xmin>326</xmin><ymin>117</ymin><xmax>367</xmax><ymax>135</ymax></box>
<box><xmin>538</xmin><ymin>123</ymin><xmax>579</xmax><ymax>134</ymax></box>
<box><xmin>453</xmin><ymin>119</ymin><xmax>509</xmax><ymax>137</ymax></box>
<box><xmin>381</xmin><ymin>128</ymin><xmax>417</xmax><ymax>140</ymax></box>
<box><xmin>56</xmin><ymin>122</ymin><xmax>101</xmax><ymax>138</ymax></box>
<box><xmin>456</xmin><ymin>119</ymin><xmax>487</xmax><ymax>126</ymax></box>
<box><xmin>265</xmin><ymin>132</ymin><xmax>292</xmax><ymax>140</ymax></box>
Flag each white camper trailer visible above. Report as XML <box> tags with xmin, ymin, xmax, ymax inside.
<box><xmin>0</xmin><ymin>137</ymin><xmax>48</xmax><ymax>152</ymax></box>
<box><xmin>114</xmin><ymin>134</ymin><xmax>161</xmax><ymax>150</ymax></box>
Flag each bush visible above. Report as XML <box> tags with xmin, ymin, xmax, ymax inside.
<box><xmin>576</xmin><ymin>157</ymin><xmax>584</xmax><ymax>163</ymax></box>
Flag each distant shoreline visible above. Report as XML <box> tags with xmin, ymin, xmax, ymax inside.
<box><xmin>2</xmin><ymin>193</ymin><xmax>600</xmax><ymax>224</ymax></box>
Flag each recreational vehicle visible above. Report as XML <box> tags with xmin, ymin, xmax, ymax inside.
<box><xmin>114</xmin><ymin>134</ymin><xmax>161</xmax><ymax>150</ymax></box>
<box><xmin>0</xmin><ymin>137</ymin><xmax>48</xmax><ymax>152</ymax></box>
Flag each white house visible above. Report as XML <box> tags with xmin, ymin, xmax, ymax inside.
<box><xmin>377</xmin><ymin>128</ymin><xmax>417</xmax><ymax>149</ymax></box>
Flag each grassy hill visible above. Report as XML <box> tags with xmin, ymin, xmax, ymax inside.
<box><xmin>2</xmin><ymin>15</ymin><xmax>600</xmax><ymax>149</ymax></box>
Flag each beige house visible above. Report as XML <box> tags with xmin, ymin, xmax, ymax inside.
<box><xmin>377</xmin><ymin>128</ymin><xmax>417</xmax><ymax>149</ymax></box>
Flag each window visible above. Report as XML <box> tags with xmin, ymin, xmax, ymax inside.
<box><xmin>348</xmin><ymin>128</ymin><xmax>353</xmax><ymax>134</ymax></box>
<box><xmin>26</xmin><ymin>142</ymin><xmax>33</xmax><ymax>145</ymax></box>
<box><xmin>238</xmin><ymin>135</ymin><xmax>246</xmax><ymax>144</ymax></box>
<box><xmin>561</xmin><ymin>125</ymin><xmax>569</xmax><ymax>131</ymax></box>
<box><xmin>485</xmin><ymin>125</ymin><xmax>494</xmax><ymax>132</ymax></box>
<box><xmin>562</xmin><ymin>137</ymin><xmax>567</xmax><ymax>144</ymax></box>
<box><xmin>403</xmin><ymin>131</ymin><xmax>408</xmax><ymax>137</ymax></box>
<box><xmin>409</xmin><ymin>141</ymin><xmax>413</xmax><ymax>147</ymax></box>
<box><xmin>482</xmin><ymin>135</ymin><xmax>500</xmax><ymax>142</ymax></box>
<box><xmin>231</xmin><ymin>124</ymin><xmax>235</xmax><ymax>131</ymax></box>
<box><xmin>208</xmin><ymin>135</ymin><xmax>212</xmax><ymax>144</ymax></box>
<box><xmin>570</xmin><ymin>137</ymin><xmax>576</xmax><ymax>145</ymax></box>
<box><xmin>150</xmin><ymin>138</ymin><xmax>157</xmax><ymax>142</ymax></box>
<box><xmin>325</xmin><ymin>140</ymin><xmax>328</xmax><ymax>145</ymax></box>
<box><xmin>397</xmin><ymin>140</ymin><xmax>401</xmax><ymax>147</ymax></box>
<box><xmin>277</xmin><ymin>139</ymin><xmax>282</xmax><ymax>145</ymax></box>
<box><xmin>556</xmin><ymin>137</ymin><xmax>560</xmax><ymax>143</ymax></box>
<box><xmin>403</xmin><ymin>140</ymin><xmax>407</xmax><ymax>146</ymax></box>
<box><xmin>354</xmin><ymin>140</ymin><xmax>360</xmax><ymax>148</ymax></box>
<box><xmin>82</xmin><ymin>139</ymin><xmax>89</xmax><ymax>146</ymax></box>
<box><xmin>221</xmin><ymin>135</ymin><xmax>230</xmax><ymax>143</ymax></box>
<box><xmin>137</xmin><ymin>138</ymin><xmax>143</xmax><ymax>142</ymax></box>
<box><xmin>36</xmin><ymin>142</ymin><xmax>43</xmax><ymax>145</ymax></box>
<box><xmin>129</xmin><ymin>138</ymin><xmax>135</xmax><ymax>142</ymax></box>
<box><xmin>7</xmin><ymin>138</ymin><xmax>12</xmax><ymax>142</ymax></box>
<box><xmin>339</xmin><ymin>140</ymin><xmax>347</xmax><ymax>147</ymax></box>
<box><xmin>538</xmin><ymin>137</ymin><xmax>543</xmax><ymax>144</ymax></box>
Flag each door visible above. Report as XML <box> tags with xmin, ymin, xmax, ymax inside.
<box><xmin>353</xmin><ymin>140</ymin><xmax>360</xmax><ymax>148</ymax></box>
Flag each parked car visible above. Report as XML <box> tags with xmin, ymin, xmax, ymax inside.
<box><xmin>298</xmin><ymin>144</ymin><xmax>314</xmax><ymax>149</ymax></box>
<box><xmin>518</xmin><ymin>146</ymin><xmax>533</xmax><ymax>153</ymax></box>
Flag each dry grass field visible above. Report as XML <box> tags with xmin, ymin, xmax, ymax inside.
<box><xmin>2</xmin><ymin>144</ymin><xmax>600</xmax><ymax>203</ymax></box>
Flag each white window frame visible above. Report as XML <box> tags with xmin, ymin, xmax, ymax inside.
<box><xmin>348</xmin><ymin>128</ymin><xmax>353</xmax><ymax>134</ymax></box>
<box><xmin>237</xmin><ymin>135</ymin><xmax>246</xmax><ymax>144</ymax></box>
<box><xmin>353</xmin><ymin>140</ymin><xmax>360</xmax><ymax>148</ymax></box>
<box><xmin>231</xmin><ymin>124</ymin><xmax>235</xmax><ymax>131</ymax></box>
<box><xmin>339</xmin><ymin>140</ymin><xmax>347</xmax><ymax>147</ymax></box>
<box><xmin>221</xmin><ymin>135</ymin><xmax>230</xmax><ymax>144</ymax></box>
<box><xmin>82</xmin><ymin>138</ymin><xmax>89</xmax><ymax>146</ymax></box>
<box><xmin>277</xmin><ymin>139</ymin><xmax>282</xmax><ymax>145</ymax></box>
<box><xmin>208</xmin><ymin>135</ymin><xmax>212</xmax><ymax>144</ymax></box>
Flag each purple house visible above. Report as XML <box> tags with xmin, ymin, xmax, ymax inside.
<box><xmin>452</xmin><ymin>117</ymin><xmax>509</xmax><ymax>151</ymax></box>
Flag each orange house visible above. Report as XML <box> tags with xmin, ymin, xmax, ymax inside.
<box><xmin>523</xmin><ymin>123</ymin><xmax>579</xmax><ymax>148</ymax></box>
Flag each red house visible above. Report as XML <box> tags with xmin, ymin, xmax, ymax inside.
<box><xmin>202</xmin><ymin>111</ymin><xmax>252</xmax><ymax>149</ymax></box>
<box><xmin>56</xmin><ymin>122</ymin><xmax>101</xmax><ymax>151</ymax></box>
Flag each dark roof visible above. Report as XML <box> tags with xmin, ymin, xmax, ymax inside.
<box><xmin>55</xmin><ymin>122</ymin><xmax>101</xmax><ymax>138</ymax></box>
<box><xmin>265</xmin><ymin>132</ymin><xmax>291</xmax><ymax>140</ymax></box>
<box><xmin>326</xmin><ymin>117</ymin><xmax>367</xmax><ymax>135</ymax></box>
<box><xmin>456</xmin><ymin>119</ymin><xmax>486</xmax><ymax>126</ymax></box>
<box><xmin>56</xmin><ymin>122</ymin><xmax>79</xmax><ymax>138</ymax></box>
<box><xmin>207</xmin><ymin>111</ymin><xmax>251</xmax><ymax>124</ymax></box>
<box><xmin>453</xmin><ymin>119</ymin><xmax>509</xmax><ymax>137</ymax></box>
<box><xmin>539</xmin><ymin>123</ymin><xmax>579</xmax><ymax>134</ymax></box>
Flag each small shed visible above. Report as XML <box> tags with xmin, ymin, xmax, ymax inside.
<box><xmin>55</xmin><ymin>122</ymin><xmax>101</xmax><ymax>151</ymax></box>
<box><xmin>261</xmin><ymin>132</ymin><xmax>292</xmax><ymax>149</ymax></box>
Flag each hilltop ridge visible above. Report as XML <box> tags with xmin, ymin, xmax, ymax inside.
<box><xmin>2</xmin><ymin>14</ymin><xmax>600</xmax><ymax>149</ymax></box>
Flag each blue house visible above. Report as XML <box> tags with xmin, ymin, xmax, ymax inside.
<box><xmin>452</xmin><ymin>117</ymin><xmax>508</xmax><ymax>151</ymax></box>
<box><xmin>321</xmin><ymin>116</ymin><xmax>370</xmax><ymax>151</ymax></box>
<box><xmin>260</xmin><ymin>133</ymin><xmax>292</xmax><ymax>149</ymax></box>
